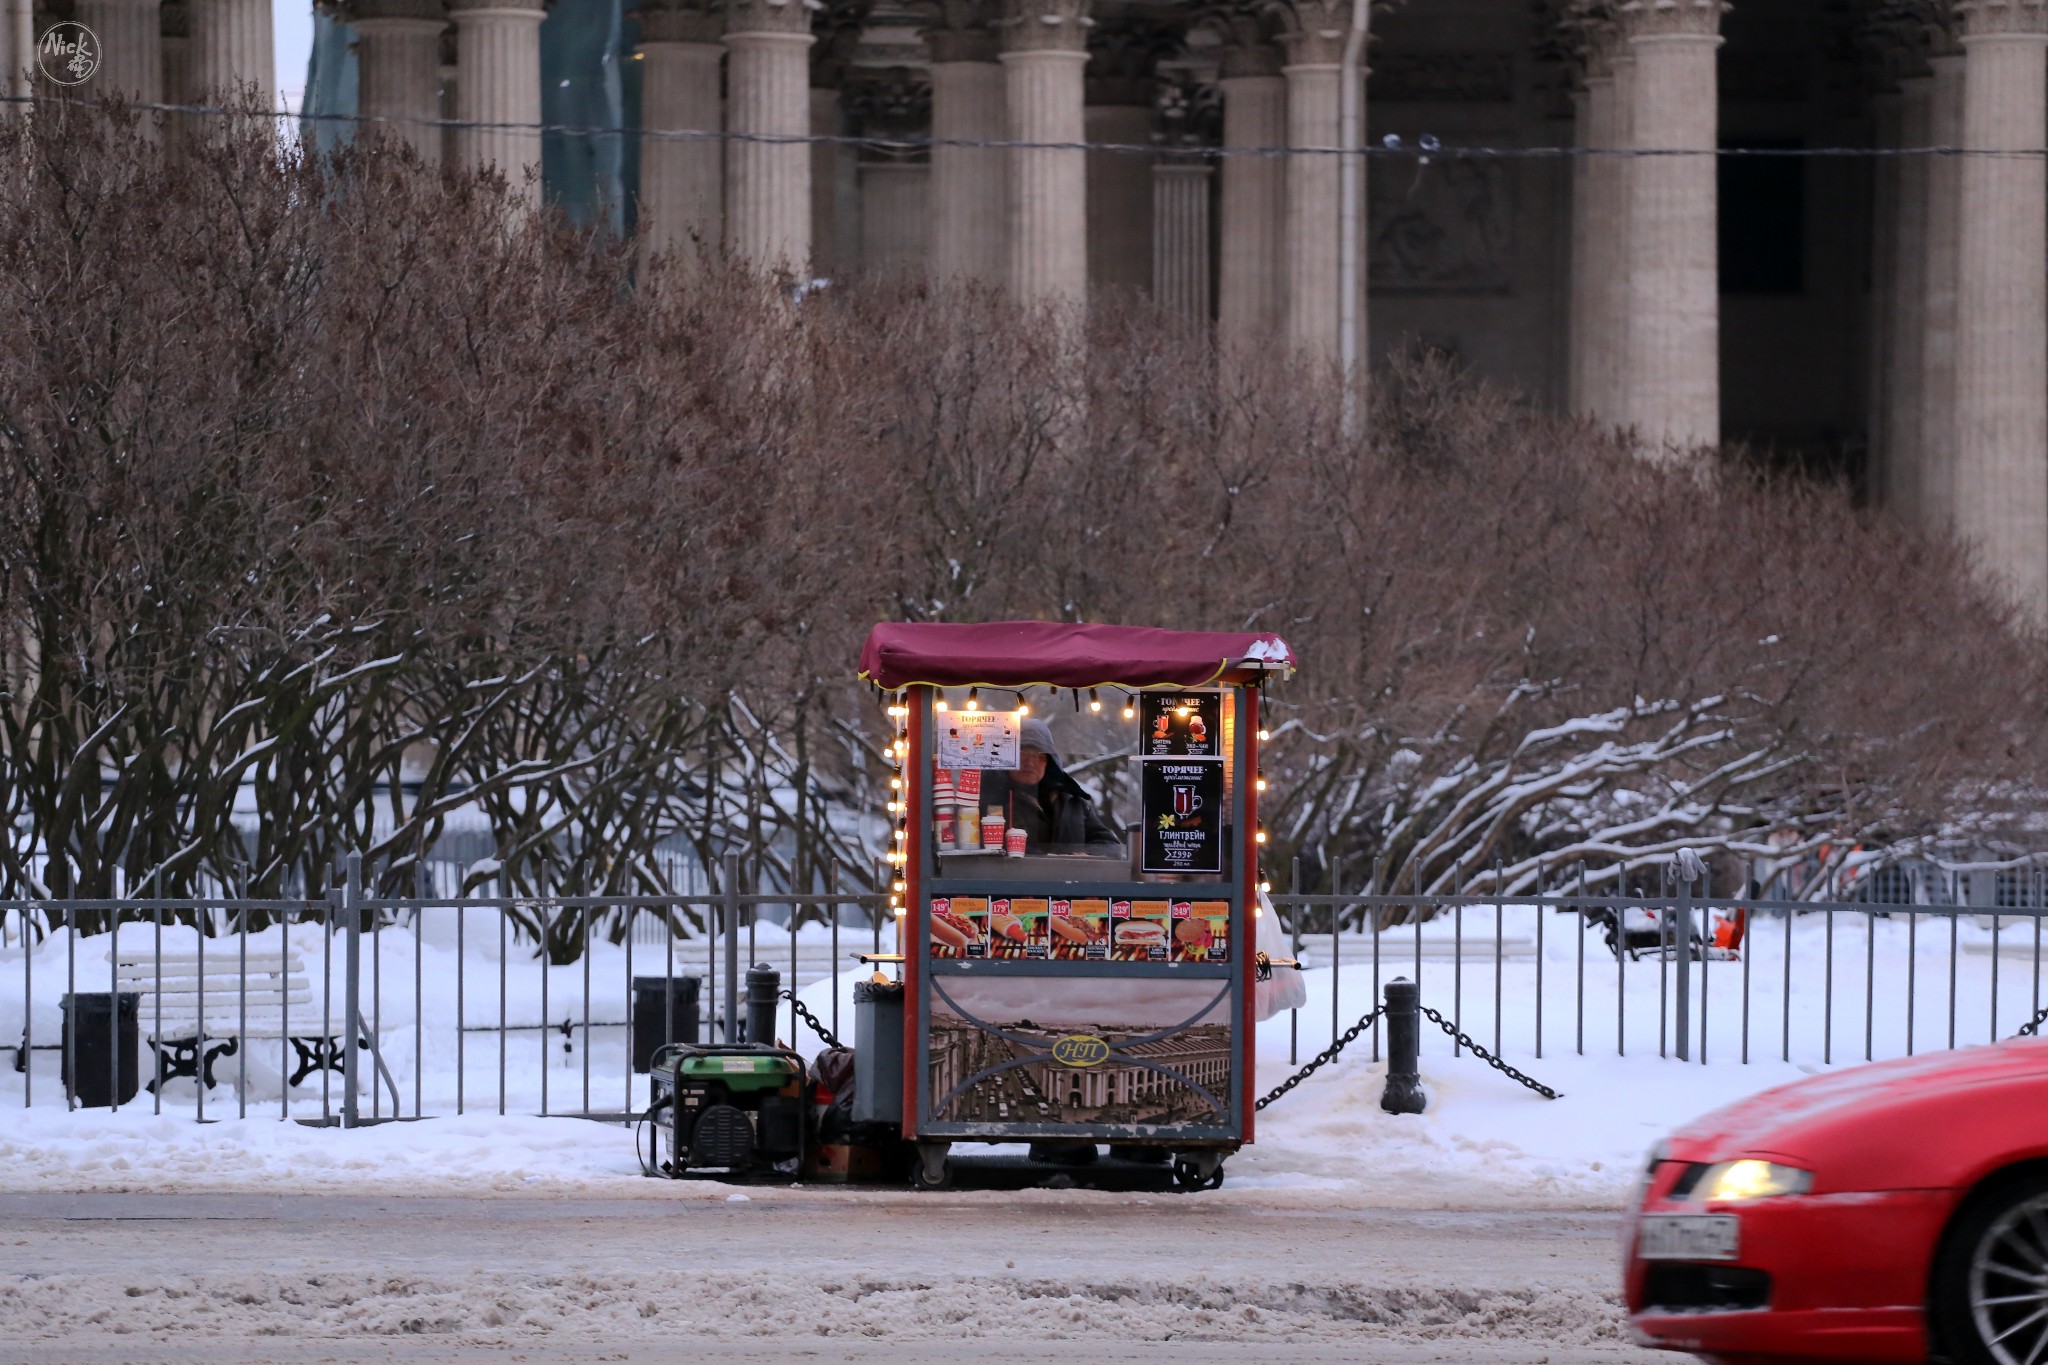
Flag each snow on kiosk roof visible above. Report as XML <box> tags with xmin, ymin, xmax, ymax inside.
<box><xmin>857</xmin><ymin>621</ymin><xmax>1295</xmax><ymax>691</ymax></box>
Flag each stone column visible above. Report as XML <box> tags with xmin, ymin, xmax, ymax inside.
<box><xmin>1882</xmin><ymin>67</ymin><xmax>1933</xmax><ymax>514</ymax></box>
<box><xmin>1275</xmin><ymin>0</ymin><xmax>1349</xmax><ymax>361</ymax></box>
<box><xmin>1152</xmin><ymin>156</ymin><xmax>1211</xmax><ymax>319</ymax></box>
<box><xmin>1084</xmin><ymin>19</ymin><xmax>1171</xmax><ymax>296</ymax></box>
<box><xmin>190</xmin><ymin>0</ymin><xmax>273</xmax><ymax>101</ymax></box>
<box><xmin>636</xmin><ymin>0</ymin><xmax>722</xmax><ymax>263</ymax></box>
<box><xmin>77</xmin><ymin>0</ymin><xmax>163</xmax><ymax>104</ymax></box>
<box><xmin>1566</xmin><ymin>20</ymin><xmax>1622</xmax><ymax>419</ymax></box>
<box><xmin>999</xmin><ymin>0</ymin><xmax>1091</xmax><ymax>309</ymax></box>
<box><xmin>846</xmin><ymin>68</ymin><xmax>933</xmax><ymax>282</ymax></box>
<box><xmin>161</xmin><ymin>0</ymin><xmax>190</xmax><ymax>157</ymax></box>
<box><xmin>808</xmin><ymin>18</ymin><xmax>862</xmax><ymax>282</ymax></box>
<box><xmin>5</xmin><ymin>0</ymin><xmax>30</xmax><ymax>108</ymax></box>
<box><xmin>1866</xmin><ymin>86</ymin><xmax>1901</xmax><ymax>500</ymax></box>
<box><xmin>925</xmin><ymin>1</ymin><xmax>1007</xmax><ymax>286</ymax></box>
<box><xmin>810</xmin><ymin>85</ymin><xmax>843</xmax><ymax>279</ymax></box>
<box><xmin>450</xmin><ymin>0</ymin><xmax>546</xmax><ymax>205</ymax></box>
<box><xmin>347</xmin><ymin>0</ymin><xmax>448</xmax><ymax>164</ymax></box>
<box><xmin>1953</xmin><ymin>0</ymin><xmax>2048</xmax><ymax>616</ymax></box>
<box><xmin>438</xmin><ymin>29</ymin><xmax>460</xmax><ymax>166</ymax></box>
<box><xmin>723</xmin><ymin>0</ymin><xmax>815</xmax><ymax>275</ymax></box>
<box><xmin>1215</xmin><ymin>18</ymin><xmax>1284</xmax><ymax>346</ymax></box>
<box><xmin>859</xmin><ymin>158</ymin><xmax>929</xmax><ymax>277</ymax></box>
<box><xmin>1600</xmin><ymin>42</ymin><xmax>1636</xmax><ymax>423</ymax></box>
<box><xmin>1152</xmin><ymin>77</ymin><xmax>1215</xmax><ymax>321</ymax></box>
<box><xmin>1618</xmin><ymin>0</ymin><xmax>1723</xmax><ymax>454</ymax></box>
<box><xmin>1919</xmin><ymin>42</ymin><xmax>1964</xmax><ymax>529</ymax></box>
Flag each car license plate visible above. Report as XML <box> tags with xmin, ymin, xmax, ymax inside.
<box><xmin>1637</xmin><ymin>1214</ymin><xmax>1740</xmax><ymax>1262</ymax></box>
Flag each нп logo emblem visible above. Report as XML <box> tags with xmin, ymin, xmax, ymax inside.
<box><xmin>1050</xmin><ymin>1034</ymin><xmax>1110</xmax><ymax>1068</ymax></box>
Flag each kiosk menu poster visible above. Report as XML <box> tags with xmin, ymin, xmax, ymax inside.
<box><xmin>1139</xmin><ymin>759</ymin><xmax>1225</xmax><ymax>875</ymax></box>
<box><xmin>936</xmin><ymin>711</ymin><xmax>1021</xmax><ymax>770</ymax></box>
<box><xmin>1139</xmin><ymin>692</ymin><xmax>1222</xmax><ymax>758</ymax></box>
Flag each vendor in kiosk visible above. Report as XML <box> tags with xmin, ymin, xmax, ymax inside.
<box><xmin>980</xmin><ymin>719</ymin><xmax>1123</xmax><ymax>855</ymax></box>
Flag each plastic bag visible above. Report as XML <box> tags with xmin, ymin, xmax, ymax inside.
<box><xmin>1253</xmin><ymin>888</ymin><xmax>1309</xmax><ymax>1020</ymax></box>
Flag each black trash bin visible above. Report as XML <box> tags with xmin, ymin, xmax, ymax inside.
<box><xmin>61</xmin><ymin>992</ymin><xmax>139</xmax><ymax>1108</ymax></box>
<box><xmin>632</xmin><ymin>975</ymin><xmax>701</xmax><ymax>1073</ymax></box>
<box><xmin>851</xmin><ymin>980</ymin><xmax>904</xmax><ymax>1125</ymax></box>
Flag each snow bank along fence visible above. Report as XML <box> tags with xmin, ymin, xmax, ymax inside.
<box><xmin>7</xmin><ymin>850</ymin><xmax>2048</xmax><ymax>1125</ymax></box>
<box><xmin>3</xmin><ymin>852</ymin><xmax>885</xmax><ymax>1125</ymax></box>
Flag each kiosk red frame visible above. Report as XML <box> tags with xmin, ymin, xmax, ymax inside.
<box><xmin>859</xmin><ymin>622</ymin><xmax>1294</xmax><ymax>1188</ymax></box>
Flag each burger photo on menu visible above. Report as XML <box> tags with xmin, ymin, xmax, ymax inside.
<box><xmin>987</xmin><ymin>898</ymin><xmax>1049</xmax><ymax>959</ymax></box>
<box><xmin>1170</xmin><ymin>900</ymin><xmax>1230</xmax><ymax>963</ymax></box>
<box><xmin>929</xmin><ymin>896</ymin><xmax>988</xmax><ymax>958</ymax></box>
<box><xmin>1110</xmin><ymin>899</ymin><xmax>1171</xmax><ymax>962</ymax></box>
<box><xmin>1047</xmin><ymin>898</ymin><xmax>1109</xmax><ymax>960</ymax></box>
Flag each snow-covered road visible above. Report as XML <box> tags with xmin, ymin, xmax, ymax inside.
<box><xmin>0</xmin><ymin>1191</ymin><xmax>1662</xmax><ymax>1364</ymax></box>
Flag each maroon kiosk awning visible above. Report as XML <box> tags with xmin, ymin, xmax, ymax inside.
<box><xmin>857</xmin><ymin>621</ymin><xmax>1294</xmax><ymax>691</ymax></box>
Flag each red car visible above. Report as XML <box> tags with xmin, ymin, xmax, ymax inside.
<box><xmin>1625</xmin><ymin>1037</ymin><xmax>2048</xmax><ymax>1364</ymax></box>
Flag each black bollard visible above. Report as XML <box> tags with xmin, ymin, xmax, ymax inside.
<box><xmin>745</xmin><ymin>963</ymin><xmax>781</xmax><ymax>1047</ymax></box>
<box><xmin>1380</xmin><ymin>978</ymin><xmax>1427</xmax><ymax>1114</ymax></box>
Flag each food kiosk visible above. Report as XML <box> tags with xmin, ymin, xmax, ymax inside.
<box><xmin>856</xmin><ymin>621</ymin><xmax>1295</xmax><ymax>1190</ymax></box>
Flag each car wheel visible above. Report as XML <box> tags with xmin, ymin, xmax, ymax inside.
<box><xmin>1936</xmin><ymin>1173</ymin><xmax>2048</xmax><ymax>1365</ymax></box>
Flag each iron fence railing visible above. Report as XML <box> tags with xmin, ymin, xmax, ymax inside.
<box><xmin>3</xmin><ymin>852</ymin><xmax>888</xmax><ymax>1126</ymax></box>
<box><xmin>6</xmin><ymin>853</ymin><xmax>2047</xmax><ymax>1126</ymax></box>
<box><xmin>1267</xmin><ymin>883</ymin><xmax>2048</xmax><ymax>1072</ymax></box>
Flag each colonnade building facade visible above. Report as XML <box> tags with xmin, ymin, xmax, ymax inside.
<box><xmin>14</xmin><ymin>0</ymin><xmax>2048</xmax><ymax>615</ymax></box>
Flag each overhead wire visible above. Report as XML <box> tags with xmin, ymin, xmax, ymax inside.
<box><xmin>5</xmin><ymin>91</ymin><xmax>2048</xmax><ymax>160</ymax></box>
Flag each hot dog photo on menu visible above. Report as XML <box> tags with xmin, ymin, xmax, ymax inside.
<box><xmin>987</xmin><ymin>898</ymin><xmax>1049</xmax><ymax>959</ymax></box>
<box><xmin>1047</xmin><ymin>898</ymin><xmax>1109</xmax><ymax>960</ymax></box>
<box><xmin>928</xmin><ymin>896</ymin><xmax>988</xmax><ymax>958</ymax></box>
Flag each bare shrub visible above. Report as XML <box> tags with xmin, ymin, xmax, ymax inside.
<box><xmin>0</xmin><ymin>103</ymin><xmax>2037</xmax><ymax>928</ymax></box>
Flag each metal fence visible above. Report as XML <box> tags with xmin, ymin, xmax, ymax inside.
<box><xmin>6</xmin><ymin>853</ymin><xmax>2047</xmax><ymax>1126</ymax></box>
<box><xmin>3</xmin><ymin>852</ymin><xmax>886</xmax><ymax>1125</ymax></box>
<box><xmin>1268</xmin><ymin>863</ymin><xmax>2048</xmax><ymax>1073</ymax></box>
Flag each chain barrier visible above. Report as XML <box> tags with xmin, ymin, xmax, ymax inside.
<box><xmin>1421</xmin><ymin>1005</ymin><xmax>1563</xmax><ymax>1100</ymax></box>
<box><xmin>1254</xmin><ymin>1005</ymin><xmax>1386</xmax><ymax>1111</ymax></box>
<box><xmin>2017</xmin><ymin>1005</ymin><xmax>2048</xmax><ymax>1038</ymax></box>
<box><xmin>781</xmin><ymin>990</ymin><xmax>844</xmax><ymax>1051</ymax></box>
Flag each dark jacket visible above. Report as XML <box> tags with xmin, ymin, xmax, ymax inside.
<box><xmin>982</xmin><ymin>759</ymin><xmax>1123</xmax><ymax>852</ymax></box>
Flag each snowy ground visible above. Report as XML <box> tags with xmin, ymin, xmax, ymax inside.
<box><xmin>0</xmin><ymin>1191</ymin><xmax>1663</xmax><ymax>1363</ymax></box>
<box><xmin>0</xmin><ymin>903</ymin><xmax>2038</xmax><ymax>1205</ymax></box>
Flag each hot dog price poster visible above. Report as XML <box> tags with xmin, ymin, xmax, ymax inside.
<box><xmin>1139</xmin><ymin>758</ymin><xmax>1225</xmax><ymax>875</ymax></box>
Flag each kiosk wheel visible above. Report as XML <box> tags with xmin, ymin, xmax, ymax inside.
<box><xmin>1173</xmin><ymin>1155</ymin><xmax>1224</xmax><ymax>1192</ymax></box>
<box><xmin>911</xmin><ymin>1142</ymin><xmax>953</xmax><ymax>1192</ymax></box>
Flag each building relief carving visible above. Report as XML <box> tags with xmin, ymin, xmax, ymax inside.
<box><xmin>1153</xmin><ymin>70</ymin><xmax>1221</xmax><ymax>142</ymax></box>
<box><xmin>1368</xmin><ymin>156</ymin><xmax>1511</xmax><ymax>293</ymax></box>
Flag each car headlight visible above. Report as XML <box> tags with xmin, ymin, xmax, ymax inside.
<box><xmin>1695</xmin><ymin>1159</ymin><xmax>1813</xmax><ymax>1203</ymax></box>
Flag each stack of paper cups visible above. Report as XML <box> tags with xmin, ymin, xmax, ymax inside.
<box><xmin>933</xmin><ymin>770</ymin><xmax>957</xmax><ymax>850</ymax></box>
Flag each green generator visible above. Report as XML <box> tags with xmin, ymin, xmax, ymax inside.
<box><xmin>650</xmin><ymin>1044</ymin><xmax>808</xmax><ymax>1177</ymax></box>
